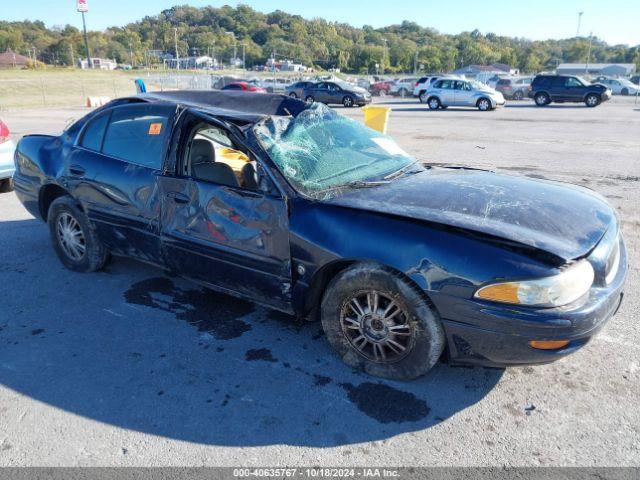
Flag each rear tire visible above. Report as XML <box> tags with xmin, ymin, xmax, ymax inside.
<box><xmin>427</xmin><ymin>97</ymin><xmax>441</xmax><ymax>110</ymax></box>
<box><xmin>0</xmin><ymin>178</ymin><xmax>14</xmax><ymax>193</ymax></box>
<box><xmin>513</xmin><ymin>90</ymin><xmax>524</xmax><ymax>100</ymax></box>
<box><xmin>418</xmin><ymin>91</ymin><xmax>427</xmax><ymax>103</ymax></box>
<box><xmin>321</xmin><ymin>263</ymin><xmax>445</xmax><ymax>380</ymax></box>
<box><xmin>621</xmin><ymin>88</ymin><xmax>629</xmax><ymax>96</ymax></box>
<box><xmin>585</xmin><ymin>93</ymin><xmax>601</xmax><ymax>107</ymax></box>
<box><xmin>48</xmin><ymin>195</ymin><xmax>109</xmax><ymax>273</ymax></box>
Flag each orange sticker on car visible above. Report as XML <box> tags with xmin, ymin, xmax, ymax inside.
<box><xmin>148</xmin><ymin>123</ymin><xmax>162</xmax><ymax>135</ymax></box>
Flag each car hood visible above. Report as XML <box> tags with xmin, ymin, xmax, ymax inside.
<box><xmin>324</xmin><ymin>168</ymin><xmax>615</xmax><ymax>263</ymax></box>
<box><xmin>349</xmin><ymin>86</ymin><xmax>370</xmax><ymax>95</ymax></box>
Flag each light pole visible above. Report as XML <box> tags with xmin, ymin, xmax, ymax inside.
<box><xmin>225</xmin><ymin>32</ymin><xmax>236</xmax><ymax>68</ymax></box>
<box><xmin>382</xmin><ymin>38</ymin><xmax>388</xmax><ymax>75</ymax></box>
<box><xmin>577</xmin><ymin>11</ymin><xmax>584</xmax><ymax>37</ymax></box>
<box><xmin>585</xmin><ymin>32</ymin><xmax>593</xmax><ymax>74</ymax></box>
<box><xmin>174</xmin><ymin>28</ymin><xmax>179</xmax><ymax>70</ymax></box>
<box><xmin>77</xmin><ymin>4</ymin><xmax>92</xmax><ymax>68</ymax></box>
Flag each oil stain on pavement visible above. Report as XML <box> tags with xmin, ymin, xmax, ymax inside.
<box><xmin>124</xmin><ymin>277</ymin><xmax>253</xmax><ymax>340</ymax></box>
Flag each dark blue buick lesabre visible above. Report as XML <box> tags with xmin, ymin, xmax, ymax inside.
<box><xmin>13</xmin><ymin>91</ymin><xmax>627</xmax><ymax>380</ymax></box>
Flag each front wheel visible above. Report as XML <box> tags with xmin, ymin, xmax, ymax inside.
<box><xmin>48</xmin><ymin>195</ymin><xmax>109</xmax><ymax>273</ymax></box>
<box><xmin>0</xmin><ymin>178</ymin><xmax>14</xmax><ymax>193</ymax></box>
<box><xmin>513</xmin><ymin>90</ymin><xmax>524</xmax><ymax>100</ymax></box>
<box><xmin>585</xmin><ymin>93</ymin><xmax>601</xmax><ymax>107</ymax></box>
<box><xmin>321</xmin><ymin>263</ymin><xmax>445</xmax><ymax>380</ymax></box>
<box><xmin>477</xmin><ymin>97</ymin><xmax>492</xmax><ymax>111</ymax></box>
<box><xmin>535</xmin><ymin>92</ymin><xmax>550</xmax><ymax>106</ymax></box>
<box><xmin>427</xmin><ymin>97</ymin><xmax>441</xmax><ymax>110</ymax></box>
<box><xmin>342</xmin><ymin>96</ymin><xmax>354</xmax><ymax>108</ymax></box>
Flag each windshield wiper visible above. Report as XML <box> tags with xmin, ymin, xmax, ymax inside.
<box><xmin>383</xmin><ymin>159</ymin><xmax>422</xmax><ymax>180</ymax></box>
<box><xmin>313</xmin><ymin>179</ymin><xmax>390</xmax><ymax>196</ymax></box>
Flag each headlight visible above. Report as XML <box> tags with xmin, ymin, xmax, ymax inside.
<box><xmin>474</xmin><ymin>260</ymin><xmax>594</xmax><ymax>307</ymax></box>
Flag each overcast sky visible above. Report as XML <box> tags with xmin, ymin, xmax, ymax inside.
<box><xmin>5</xmin><ymin>0</ymin><xmax>640</xmax><ymax>46</ymax></box>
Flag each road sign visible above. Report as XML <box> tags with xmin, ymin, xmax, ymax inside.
<box><xmin>77</xmin><ymin>0</ymin><xmax>88</xmax><ymax>13</ymax></box>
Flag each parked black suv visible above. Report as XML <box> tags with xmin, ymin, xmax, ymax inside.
<box><xmin>528</xmin><ymin>75</ymin><xmax>612</xmax><ymax>107</ymax></box>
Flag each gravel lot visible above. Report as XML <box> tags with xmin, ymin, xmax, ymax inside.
<box><xmin>0</xmin><ymin>97</ymin><xmax>638</xmax><ymax>467</ymax></box>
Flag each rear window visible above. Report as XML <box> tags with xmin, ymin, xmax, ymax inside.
<box><xmin>102</xmin><ymin>105</ymin><xmax>171</xmax><ymax>169</ymax></box>
<box><xmin>417</xmin><ymin>77</ymin><xmax>429</xmax><ymax>83</ymax></box>
<box><xmin>497</xmin><ymin>79</ymin><xmax>511</xmax><ymax>86</ymax></box>
<box><xmin>80</xmin><ymin>111</ymin><xmax>110</xmax><ymax>152</ymax></box>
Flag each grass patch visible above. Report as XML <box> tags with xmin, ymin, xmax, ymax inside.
<box><xmin>0</xmin><ymin>69</ymin><xmax>143</xmax><ymax>110</ymax></box>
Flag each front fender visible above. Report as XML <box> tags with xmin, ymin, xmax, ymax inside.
<box><xmin>288</xmin><ymin>198</ymin><xmax>556</xmax><ymax>316</ymax></box>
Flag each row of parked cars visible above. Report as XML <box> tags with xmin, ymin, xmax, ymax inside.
<box><xmin>403</xmin><ymin>73</ymin><xmax>622</xmax><ymax>110</ymax></box>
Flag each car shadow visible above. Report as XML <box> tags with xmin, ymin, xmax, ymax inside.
<box><xmin>0</xmin><ymin>219</ymin><xmax>504</xmax><ymax>447</ymax></box>
<box><xmin>505</xmin><ymin>104</ymin><xmax>588</xmax><ymax>109</ymax></box>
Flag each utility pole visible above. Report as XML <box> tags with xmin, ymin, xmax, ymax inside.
<box><xmin>585</xmin><ymin>32</ymin><xmax>593</xmax><ymax>74</ymax></box>
<box><xmin>413</xmin><ymin>49</ymin><xmax>418</xmax><ymax>74</ymax></box>
<box><xmin>69</xmin><ymin>44</ymin><xmax>75</xmax><ymax>67</ymax></box>
<box><xmin>81</xmin><ymin>11</ymin><xmax>92</xmax><ymax>68</ymax></box>
<box><xmin>174</xmin><ymin>28</ymin><xmax>179</xmax><ymax>70</ymax></box>
<box><xmin>576</xmin><ymin>11</ymin><xmax>584</xmax><ymax>37</ymax></box>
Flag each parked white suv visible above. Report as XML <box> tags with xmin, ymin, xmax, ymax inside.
<box><xmin>390</xmin><ymin>77</ymin><xmax>419</xmax><ymax>97</ymax></box>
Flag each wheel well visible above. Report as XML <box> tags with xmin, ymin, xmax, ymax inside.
<box><xmin>39</xmin><ymin>184</ymin><xmax>71</xmax><ymax>221</ymax></box>
<box><xmin>302</xmin><ymin>260</ymin><xmax>356</xmax><ymax>321</ymax></box>
<box><xmin>301</xmin><ymin>259</ymin><xmax>437</xmax><ymax>322</ymax></box>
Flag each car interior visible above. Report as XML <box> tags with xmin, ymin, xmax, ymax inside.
<box><xmin>186</xmin><ymin>123</ymin><xmax>258</xmax><ymax>190</ymax></box>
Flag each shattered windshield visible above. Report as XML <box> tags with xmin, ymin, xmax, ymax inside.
<box><xmin>253</xmin><ymin>103</ymin><xmax>420</xmax><ymax>196</ymax></box>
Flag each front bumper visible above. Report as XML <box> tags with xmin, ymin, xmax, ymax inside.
<box><xmin>439</xmin><ymin>236</ymin><xmax>628</xmax><ymax>367</ymax></box>
<box><xmin>356</xmin><ymin>96</ymin><xmax>372</xmax><ymax>106</ymax></box>
<box><xmin>0</xmin><ymin>140</ymin><xmax>16</xmax><ymax>180</ymax></box>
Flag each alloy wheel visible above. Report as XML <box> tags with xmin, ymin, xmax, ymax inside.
<box><xmin>340</xmin><ymin>290</ymin><xmax>415</xmax><ymax>363</ymax></box>
<box><xmin>478</xmin><ymin>99</ymin><xmax>490</xmax><ymax>111</ymax></box>
<box><xmin>56</xmin><ymin>212</ymin><xmax>86</xmax><ymax>261</ymax></box>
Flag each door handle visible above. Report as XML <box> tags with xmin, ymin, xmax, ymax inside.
<box><xmin>167</xmin><ymin>191</ymin><xmax>190</xmax><ymax>204</ymax></box>
<box><xmin>69</xmin><ymin>165</ymin><xmax>85</xmax><ymax>176</ymax></box>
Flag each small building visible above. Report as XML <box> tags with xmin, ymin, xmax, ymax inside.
<box><xmin>167</xmin><ymin>55</ymin><xmax>216</xmax><ymax>70</ymax></box>
<box><xmin>266</xmin><ymin>58</ymin><xmax>308</xmax><ymax>72</ymax></box>
<box><xmin>78</xmin><ymin>58</ymin><xmax>118</xmax><ymax>70</ymax></box>
<box><xmin>0</xmin><ymin>48</ymin><xmax>30</xmax><ymax>69</ymax></box>
<box><xmin>556</xmin><ymin>63</ymin><xmax>636</xmax><ymax>76</ymax></box>
<box><xmin>452</xmin><ymin>63</ymin><xmax>519</xmax><ymax>77</ymax></box>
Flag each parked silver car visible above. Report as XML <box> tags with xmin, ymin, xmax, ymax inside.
<box><xmin>423</xmin><ymin>78</ymin><xmax>506</xmax><ymax>111</ymax></box>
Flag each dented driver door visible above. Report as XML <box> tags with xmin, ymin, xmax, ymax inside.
<box><xmin>158</xmin><ymin>113</ymin><xmax>293</xmax><ymax>312</ymax></box>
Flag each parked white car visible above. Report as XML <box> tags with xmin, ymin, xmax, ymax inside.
<box><xmin>0</xmin><ymin>119</ymin><xmax>15</xmax><ymax>193</ymax></box>
<box><xmin>423</xmin><ymin>77</ymin><xmax>505</xmax><ymax>111</ymax></box>
<box><xmin>258</xmin><ymin>77</ymin><xmax>291</xmax><ymax>93</ymax></box>
<box><xmin>593</xmin><ymin>77</ymin><xmax>639</xmax><ymax>96</ymax></box>
<box><xmin>390</xmin><ymin>77</ymin><xmax>419</xmax><ymax>97</ymax></box>
<box><xmin>415</xmin><ymin>75</ymin><xmax>458</xmax><ymax>99</ymax></box>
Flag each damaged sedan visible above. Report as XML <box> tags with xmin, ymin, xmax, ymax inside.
<box><xmin>13</xmin><ymin>91</ymin><xmax>627</xmax><ymax>380</ymax></box>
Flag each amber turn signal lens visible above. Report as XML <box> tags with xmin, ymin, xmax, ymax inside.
<box><xmin>529</xmin><ymin>340</ymin><xmax>570</xmax><ymax>350</ymax></box>
<box><xmin>475</xmin><ymin>283</ymin><xmax>520</xmax><ymax>303</ymax></box>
